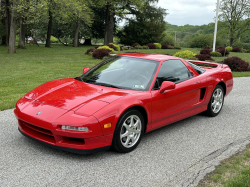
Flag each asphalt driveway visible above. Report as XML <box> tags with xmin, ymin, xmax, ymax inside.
<box><xmin>1</xmin><ymin>77</ymin><xmax>250</xmax><ymax>187</ymax></box>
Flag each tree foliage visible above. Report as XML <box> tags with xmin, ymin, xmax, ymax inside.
<box><xmin>117</xmin><ymin>3</ymin><xmax>167</xmax><ymax>45</ymax></box>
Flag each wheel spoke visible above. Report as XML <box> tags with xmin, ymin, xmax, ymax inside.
<box><xmin>133</xmin><ymin>120</ymin><xmax>139</xmax><ymax>128</ymax></box>
<box><xmin>212</xmin><ymin>101</ymin><xmax>216</xmax><ymax>107</ymax></box>
<box><xmin>130</xmin><ymin>116</ymin><xmax>134</xmax><ymax>127</ymax></box>
<box><xmin>135</xmin><ymin>129</ymin><xmax>141</xmax><ymax>134</ymax></box>
<box><xmin>123</xmin><ymin>123</ymin><xmax>130</xmax><ymax>130</ymax></box>
<box><xmin>121</xmin><ymin>131</ymin><xmax>129</xmax><ymax>138</ymax></box>
<box><xmin>124</xmin><ymin>136</ymin><xmax>131</xmax><ymax>146</ymax></box>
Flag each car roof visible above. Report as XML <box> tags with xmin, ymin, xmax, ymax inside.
<box><xmin>117</xmin><ymin>53</ymin><xmax>181</xmax><ymax>61</ymax></box>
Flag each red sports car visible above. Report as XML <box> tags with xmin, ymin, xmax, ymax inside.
<box><xmin>14</xmin><ymin>53</ymin><xmax>233</xmax><ymax>154</ymax></box>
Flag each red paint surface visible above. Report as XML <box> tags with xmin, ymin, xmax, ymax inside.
<box><xmin>15</xmin><ymin>53</ymin><xmax>233</xmax><ymax>151</ymax></box>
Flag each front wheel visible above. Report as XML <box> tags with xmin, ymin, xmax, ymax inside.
<box><xmin>112</xmin><ymin>110</ymin><xmax>144</xmax><ymax>153</ymax></box>
<box><xmin>205</xmin><ymin>85</ymin><xmax>224</xmax><ymax>117</ymax></box>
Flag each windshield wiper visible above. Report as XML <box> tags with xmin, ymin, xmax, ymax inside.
<box><xmin>93</xmin><ymin>82</ymin><xmax>120</xmax><ymax>88</ymax></box>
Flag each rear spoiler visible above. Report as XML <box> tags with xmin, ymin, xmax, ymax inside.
<box><xmin>187</xmin><ymin>60</ymin><xmax>223</xmax><ymax>68</ymax></box>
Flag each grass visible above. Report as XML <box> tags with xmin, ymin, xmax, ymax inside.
<box><xmin>0</xmin><ymin>44</ymin><xmax>250</xmax><ymax>111</ymax></box>
<box><xmin>198</xmin><ymin>144</ymin><xmax>250</xmax><ymax>187</ymax></box>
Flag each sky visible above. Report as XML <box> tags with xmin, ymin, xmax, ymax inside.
<box><xmin>158</xmin><ymin>0</ymin><xmax>218</xmax><ymax>26</ymax></box>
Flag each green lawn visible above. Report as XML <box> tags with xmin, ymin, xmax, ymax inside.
<box><xmin>0</xmin><ymin>44</ymin><xmax>250</xmax><ymax>111</ymax></box>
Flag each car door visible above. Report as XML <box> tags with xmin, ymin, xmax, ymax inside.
<box><xmin>151</xmin><ymin>59</ymin><xmax>201</xmax><ymax>129</ymax></box>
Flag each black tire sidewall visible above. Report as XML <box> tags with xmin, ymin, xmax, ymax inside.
<box><xmin>207</xmin><ymin>85</ymin><xmax>224</xmax><ymax>117</ymax></box>
<box><xmin>112</xmin><ymin>109</ymin><xmax>145</xmax><ymax>153</ymax></box>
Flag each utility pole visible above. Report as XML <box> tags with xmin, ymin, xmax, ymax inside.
<box><xmin>213</xmin><ymin>0</ymin><xmax>220</xmax><ymax>52</ymax></box>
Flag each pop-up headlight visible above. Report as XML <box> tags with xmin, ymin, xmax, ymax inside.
<box><xmin>61</xmin><ymin>125</ymin><xmax>89</xmax><ymax>131</ymax></box>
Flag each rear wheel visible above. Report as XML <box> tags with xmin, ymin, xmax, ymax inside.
<box><xmin>112</xmin><ymin>110</ymin><xmax>144</xmax><ymax>153</ymax></box>
<box><xmin>205</xmin><ymin>85</ymin><xmax>224</xmax><ymax>117</ymax></box>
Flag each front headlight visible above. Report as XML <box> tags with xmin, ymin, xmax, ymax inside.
<box><xmin>61</xmin><ymin>125</ymin><xmax>89</xmax><ymax>132</ymax></box>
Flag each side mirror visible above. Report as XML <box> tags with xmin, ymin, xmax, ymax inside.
<box><xmin>83</xmin><ymin>67</ymin><xmax>89</xmax><ymax>74</ymax></box>
<box><xmin>159</xmin><ymin>81</ymin><xmax>175</xmax><ymax>93</ymax></box>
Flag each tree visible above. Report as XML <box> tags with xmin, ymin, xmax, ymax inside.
<box><xmin>0</xmin><ymin>0</ymin><xmax>11</xmax><ymax>46</ymax></box>
<box><xmin>117</xmin><ymin>3</ymin><xmax>167</xmax><ymax>45</ymax></box>
<box><xmin>8</xmin><ymin>0</ymin><xmax>18</xmax><ymax>53</ymax></box>
<box><xmin>219</xmin><ymin>0</ymin><xmax>250</xmax><ymax>46</ymax></box>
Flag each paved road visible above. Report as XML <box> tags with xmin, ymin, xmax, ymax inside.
<box><xmin>1</xmin><ymin>77</ymin><xmax>250</xmax><ymax>187</ymax></box>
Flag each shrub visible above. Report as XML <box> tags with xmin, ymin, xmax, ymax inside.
<box><xmin>109</xmin><ymin>43</ymin><xmax>120</xmax><ymax>51</ymax></box>
<box><xmin>168</xmin><ymin>45</ymin><xmax>174</xmax><ymax>49</ymax></box>
<box><xmin>123</xmin><ymin>47</ymin><xmax>129</xmax><ymax>50</ymax></box>
<box><xmin>232</xmin><ymin>40</ymin><xmax>243</xmax><ymax>48</ymax></box>
<box><xmin>134</xmin><ymin>45</ymin><xmax>143</xmax><ymax>49</ymax></box>
<box><xmin>195</xmin><ymin>54</ymin><xmax>214</xmax><ymax>61</ymax></box>
<box><xmin>242</xmin><ymin>43</ymin><xmax>250</xmax><ymax>49</ymax></box>
<box><xmin>92</xmin><ymin>49</ymin><xmax>111</xmax><ymax>59</ymax></box>
<box><xmin>143</xmin><ymin>45</ymin><xmax>149</xmax><ymax>49</ymax></box>
<box><xmin>246</xmin><ymin>49</ymin><xmax>250</xmax><ymax>53</ymax></box>
<box><xmin>173</xmin><ymin>50</ymin><xmax>196</xmax><ymax>59</ymax></box>
<box><xmin>154</xmin><ymin>43</ymin><xmax>162</xmax><ymax>49</ymax></box>
<box><xmin>146</xmin><ymin>43</ymin><xmax>156</xmax><ymax>49</ymax></box>
<box><xmin>241</xmin><ymin>49</ymin><xmax>247</xmax><ymax>53</ymax></box>
<box><xmin>200</xmin><ymin>49</ymin><xmax>212</xmax><ymax>55</ymax></box>
<box><xmin>120</xmin><ymin>46</ymin><xmax>123</xmax><ymax>51</ymax></box>
<box><xmin>85</xmin><ymin>48</ymin><xmax>95</xmax><ymax>55</ymax></box>
<box><xmin>132</xmin><ymin>43</ymin><xmax>140</xmax><ymax>47</ymax></box>
<box><xmin>223</xmin><ymin>56</ymin><xmax>249</xmax><ymax>71</ymax></box>
<box><xmin>161</xmin><ymin>44</ymin><xmax>168</xmax><ymax>49</ymax></box>
<box><xmin>109</xmin><ymin>51</ymin><xmax>118</xmax><ymax>54</ymax></box>
<box><xmin>189</xmin><ymin>34</ymin><xmax>212</xmax><ymax>48</ymax></box>
<box><xmin>97</xmin><ymin>45</ymin><xmax>115</xmax><ymax>52</ymax></box>
<box><xmin>161</xmin><ymin>32</ymin><xmax>174</xmax><ymax>45</ymax></box>
<box><xmin>232</xmin><ymin>47</ymin><xmax>241</xmax><ymax>52</ymax></box>
<box><xmin>226</xmin><ymin>46</ymin><xmax>232</xmax><ymax>52</ymax></box>
<box><xmin>216</xmin><ymin>46</ymin><xmax>229</xmax><ymax>56</ymax></box>
<box><xmin>210</xmin><ymin>52</ymin><xmax>222</xmax><ymax>57</ymax></box>
<box><xmin>169</xmin><ymin>43</ymin><xmax>174</xmax><ymax>47</ymax></box>
<box><xmin>174</xmin><ymin>46</ymin><xmax>181</xmax><ymax>49</ymax></box>
<box><xmin>203</xmin><ymin>46</ymin><xmax>211</xmax><ymax>50</ymax></box>
<box><xmin>107</xmin><ymin>44</ymin><xmax>117</xmax><ymax>51</ymax></box>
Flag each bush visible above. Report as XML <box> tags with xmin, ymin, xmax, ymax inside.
<box><xmin>123</xmin><ymin>47</ymin><xmax>129</xmax><ymax>50</ymax></box>
<box><xmin>95</xmin><ymin>45</ymin><xmax>101</xmax><ymax>49</ymax></box>
<box><xmin>246</xmin><ymin>49</ymin><xmax>250</xmax><ymax>53</ymax></box>
<box><xmin>120</xmin><ymin>46</ymin><xmax>123</xmax><ymax>51</ymax></box>
<box><xmin>226</xmin><ymin>46</ymin><xmax>232</xmax><ymax>52</ymax></box>
<box><xmin>173</xmin><ymin>50</ymin><xmax>196</xmax><ymax>59</ymax></box>
<box><xmin>223</xmin><ymin>56</ymin><xmax>249</xmax><ymax>71</ymax></box>
<box><xmin>169</xmin><ymin>43</ymin><xmax>174</xmax><ymax>47</ymax></box>
<box><xmin>92</xmin><ymin>49</ymin><xmax>111</xmax><ymax>59</ymax></box>
<box><xmin>241</xmin><ymin>49</ymin><xmax>247</xmax><ymax>53</ymax></box>
<box><xmin>134</xmin><ymin>45</ymin><xmax>143</xmax><ymax>49</ymax></box>
<box><xmin>232</xmin><ymin>47</ymin><xmax>241</xmax><ymax>52</ymax></box>
<box><xmin>154</xmin><ymin>43</ymin><xmax>162</xmax><ymax>49</ymax></box>
<box><xmin>174</xmin><ymin>46</ymin><xmax>181</xmax><ymax>49</ymax></box>
<box><xmin>216</xmin><ymin>46</ymin><xmax>229</xmax><ymax>56</ymax></box>
<box><xmin>161</xmin><ymin>44</ymin><xmax>168</xmax><ymax>49</ymax></box>
<box><xmin>242</xmin><ymin>43</ymin><xmax>250</xmax><ymax>49</ymax></box>
<box><xmin>168</xmin><ymin>45</ymin><xmax>174</xmax><ymax>49</ymax></box>
<box><xmin>210</xmin><ymin>52</ymin><xmax>222</xmax><ymax>57</ymax></box>
<box><xmin>161</xmin><ymin>32</ymin><xmax>174</xmax><ymax>45</ymax></box>
<box><xmin>132</xmin><ymin>43</ymin><xmax>140</xmax><ymax>47</ymax></box>
<box><xmin>232</xmin><ymin>40</ymin><xmax>243</xmax><ymax>48</ymax></box>
<box><xmin>203</xmin><ymin>46</ymin><xmax>211</xmax><ymax>50</ymax></box>
<box><xmin>109</xmin><ymin>51</ymin><xmax>118</xmax><ymax>54</ymax></box>
<box><xmin>189</xmin><ymin>34</ymin><xmax>212</xmax><ymax>48</ymax></box>
<box><xmin>85</xmin><ymin>48</ymin><xmax>95</xmax><ymax>55</ymax></box>
<box><xmin>97</xmin><ymin>45</ymin><xmax>115</xmax><ymax>52</ymax></box>
<box><xmin>200</xmin><ymin>49</ymin><xmax>212</xmax><ymax>55</ymax></box>
<box><xmin>109</xmin><ymin>43</ymin><xmax>120</xmax><ymax>51</ymax></box>
<box><xmin>195</xmin><ymin>54</ymin><xmax>214</xmax><ymax>61</ymax></box>
<box><xmin>143</xmin><ymin>45</ymin><xmax>149</xmax><ymax>49</ymax></box>
<box><xmin>146</xmin><ymin>43</ymin><xmax>156</xmax><ymax>49</ymax></box>
<box><xmin>107</xmin><ymin>44</ymin><xmax>117</xmax><ymax>51</ymax></box>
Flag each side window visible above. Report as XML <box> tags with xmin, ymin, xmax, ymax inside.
<box><xmin>153</xmin><ymin>60</ymin><xmax>192</xmax><ymax>89</ymax></box>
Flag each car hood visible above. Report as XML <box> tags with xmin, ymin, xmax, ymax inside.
<box><xmin>25</xmin><ymin>78</ymin><xmax>131</xmax><ymax>111</ymax></box>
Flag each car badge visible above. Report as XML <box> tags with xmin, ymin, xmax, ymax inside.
<box><xmin>36</xmin><ymin>111</ymin><xmax>42</xmax><ymax>115</ymax></box>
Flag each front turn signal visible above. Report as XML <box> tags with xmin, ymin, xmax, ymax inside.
<box><xmin>104</xmin><ymin>123</ymin><xmax>112</xmax><ymax>129</ymax></box>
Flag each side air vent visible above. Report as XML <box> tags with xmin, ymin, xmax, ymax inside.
<box><xmin>200</xmin><ymin>87</ymin><xmax>206</xmax><ymax>100</ymax></box>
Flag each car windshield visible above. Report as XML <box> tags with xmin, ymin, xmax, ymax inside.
<box><xmin>77</xmin><ymin>56</ymin><xmax>159</xmax><ymax>91</ymax></box>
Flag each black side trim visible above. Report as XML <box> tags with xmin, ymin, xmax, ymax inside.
<box><xmin>18</xmin><ymin>128</ymin><xmax>110</xmax><ymax>154</ymax></box>
<box><xmin>200</xmin><ymin>87</ymin><xmax>206</xmax><ymax>100</ymax></box>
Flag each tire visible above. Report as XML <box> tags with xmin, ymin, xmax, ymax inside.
<box><xmin>112</xmin><ymin>109</ymin><xmax>145</xmax><ymax>153</ymax></box>
<box><xmin>205</xmin><ymin>85</ymin><xmax>224</xmax><ymax>117</ymax></box>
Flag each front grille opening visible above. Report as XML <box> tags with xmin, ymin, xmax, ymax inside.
<box><xmin>67</xmin><ymin>137</ymin><xmax>85</xmax><ymax>144</ymax></box>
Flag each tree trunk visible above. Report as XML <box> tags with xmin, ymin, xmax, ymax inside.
<box><xmin>18</xmin><ymin>18</ymin><xmax>26</xmax><ymax>49</ymax></box>
<box><xmin>8</xmin><ymin>1</ymin><xmax>18</xmax><ymax>54</ymax></box>
<box><xmin>45</xmin><ymin>10</ymin><xmax>52</xmax><ymax>47</ymax></box>
<box><xmin>83</xmin><ymin>39</ymin><xmax>92</xmax><ymax>45</ymax></box>
<box><xmin>2</xmin><ymin>0</ymin><xmax>11</xmax><ymax>46</ymax></box>
<box><xmin>104</xmin><ymin>4</ymin><xmax>114</xmax><ymax>45</ymax></box>
<box><xmin>73</xmin><ymin>18</ymin><xmax>80</xmax><ymax>47</ymax></box>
